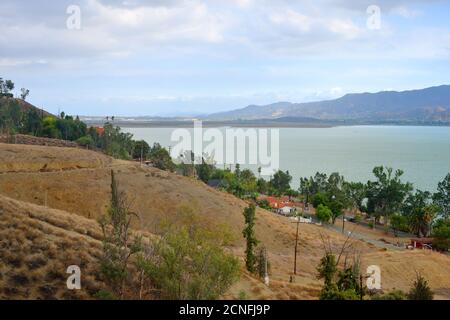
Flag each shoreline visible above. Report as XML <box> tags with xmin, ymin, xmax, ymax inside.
<box><xmin>81</xmin><ymin>120</ymin><xmax>450</xmax><ymax>129</ymax></box>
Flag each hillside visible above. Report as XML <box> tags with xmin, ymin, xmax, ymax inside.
<box><xmin>0</xmin><ymin>142</ymin><xmax>449</xmax><ymax>299</ymax></box>
<box><xmin>0</xmin><ymin>194</ymin><xmax>104</xmax><ymax>299</ymax></box>
<box><xmin>0</xmin><ymin>97</ymin><xmax>54</xmax><ymax>118</ymax></box>
<box><xmin>206</xmin><ymin>85</ymin><xmax>450</xmax><ymax>123</ymax></box>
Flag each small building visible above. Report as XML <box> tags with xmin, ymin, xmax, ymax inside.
<box><xmin>94</xmin><ymin>126</ymin><xmax>105</xmax><ymax>135</ymax></box>
<box><xmin>277</xmin><ymin>206</ymin><xmax>296</xmax><ymax>216</ymax></box>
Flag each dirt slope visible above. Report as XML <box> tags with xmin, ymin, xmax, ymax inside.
<box><xmin>0</xmin><ymin>142</ymin><xmax>449</xmax><ymax>299</ymax></box>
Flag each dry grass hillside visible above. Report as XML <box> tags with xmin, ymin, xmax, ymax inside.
<box><xmin>0</xmin><ymin>142</ymin><xmax>449</xmax><ymax>299</ymax></box>
<box><xmin>0</xmin><ymin>194</ymin><xmax>104</xmax><ymax>299</ymax></box>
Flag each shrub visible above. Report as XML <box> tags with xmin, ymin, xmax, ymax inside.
<box><xmin>316</xmin><ymin>204</ymin><xmax>332</xmax><ymax>224</ymax></box>
<box><xmin>139</xmin><ymin>225</ymin><xmax>240</xmax><ymax>300</ymax></box>
<box><xmin>408</xmin><ymin>274</ymin><xmax>434</xmax><ymax>300</ymax></box>
<box><xmin>76</xmin><ymin>135</ymin><xmax>94</xmax><ymax>147</ymax></box>
<box><xmin>372</xmin><ymin>289</ymin><xmax>407</xmax><ymax>300</ymax></box>
<box><xmin>257</xmin><ymin>199</ymin><xmax>271</xmax><ymax>210</ymax></box>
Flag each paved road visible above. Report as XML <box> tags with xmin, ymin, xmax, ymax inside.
<box><xmin>324</xmin><ymin>223</ymin><xmax>406</xmax><ymax>251</ymax></box>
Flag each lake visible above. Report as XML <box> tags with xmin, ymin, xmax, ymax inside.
<box><xmin>123</xmin><ymin>125</ymin><xmax>450</xmax><ymax>192</ymax></box>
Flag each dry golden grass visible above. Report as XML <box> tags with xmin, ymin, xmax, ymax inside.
<box><xmin>0</xmin><ymin>195</ymin><xmax>104</xmax><ymax>299</ymax></box>
<box><xmin>0</xmin><ymin>143</ymin><xmax>111</xmax><ymax>173</ymax></box>
<box><xmin>0</xmin><ymin>143</ymin><xmax>449</xmax><ymax>299</ymax></box>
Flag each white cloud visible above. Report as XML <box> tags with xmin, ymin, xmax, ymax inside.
<box><xmin>0</xmin><ymin>0</ymin><xmax>449</xmax><ymax>69</ymax></box>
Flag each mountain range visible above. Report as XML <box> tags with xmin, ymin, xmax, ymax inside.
<box><xmin>205</xmin><ymin>85</ymin><xmax>450</xmax><ymax>123</ymax></box>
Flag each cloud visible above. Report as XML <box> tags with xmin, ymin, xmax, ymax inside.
<box><xmin>1</xmin><ymin>0</ymin><xmax>449</xmax><ymax>66</ymax></box>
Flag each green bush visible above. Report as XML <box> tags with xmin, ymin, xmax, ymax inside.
<box><xmin>316</xmin><ymin>204</ymin><xmax>332</xmax><ymax>224</ymax></box>
<box><xmin>140</xmin><ymin>226</ymin><xmax>240</xmax><ymax>300</ymax></box>
<box><xmin>257</xmin><ymin>199</ymin><xmax>271</xmax><ymax>210</ymax></box>
<box><xmin>372</xmin><ymin>290</ymin><xmax>407</xmax><ymax>300</ymax></box>
<box><xmin>76</xmin><ymin>135</ymin><xmax>94</xmax><ymax>147</ymax></box>
<box><xmin>408</xmin><ymin>274</ymin><xmax>434</xmax><ymax>300</ymax></box>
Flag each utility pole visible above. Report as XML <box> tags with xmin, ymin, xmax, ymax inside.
<box><xmin>264</xmin><ymin>247</ymin><xmax>269</xmax><ymax>286</ymax></box>
<box><xmin>342</xmin><ymin>214</ymin><xmax>345</xmax><ymax>234</ymax></box>
<box><xmin>292</xmin><ymin>217</ymin><xmax>300</xmax><ymax>275</ymax></box>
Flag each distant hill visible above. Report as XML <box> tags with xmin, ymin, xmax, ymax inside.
<box><xmin>206</xmin><ymin>85</ymin><xmax>450</xmax><ymax>123</ymax></box>
<box><xmin>0</xmin><ymin>97</ymin><xmax>54</xmax><ymax>118</ymax></box>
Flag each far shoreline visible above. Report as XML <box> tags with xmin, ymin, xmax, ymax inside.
<box><xmin>81</xmin><ymin>119</ymin><xmax>450</xmax><ymax>129</ymax></box>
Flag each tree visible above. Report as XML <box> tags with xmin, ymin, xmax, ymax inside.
<box><xmin>257</xmin><ymin>199</ymin><xmax>271</xmax><ymax>210</ymax></box>
<box><xmin>312</xmin><ymin>192</ymin><xmax>329</xmax><ymax>208</ymax></box>
<box><xmin>255</xmin><ymin>246</ymin><xmax>270</xmax><ymax>279</ymax></box>
<box><xmin>0</xmin><ymin>78</ymin><xmax>14</xmax><ymax>97</ymax></box>
<box><xmin>240</xmin><ymin>169</ymin><xmax>257</xmax><ymax>196</ymax></box>
<box><xmin>0</xmin><ymin>98</ymin><xmax>21</xmax><ymax>132</ymax></box>
<box><xmin>403</xmin><ymin>190</ymin><xmax>437</xmax><ymax>237</ymax></box>
<box><xmin>408</xmin><ymin>274</ymin><xmax>434</xmax><ymax>300</ymax></box>
<box><xmin>317</xmin><ymin>233</ymin><xmax>361</xmax><ymax>300</ymax></box>
<box><xmin>21</xmin><ymin>108</ymin><xmax>43</xmax><ymax>136</ymax></box>
<box><xmin>317</xmin><ymin>253</ymin><xmax>360</xmax><ymax>300</ymax></box>
<box><xmin>344</xmin><ymin>182</ymin><xmax>366</xmax><ymax>213</ymax></box>
<box><xmin>98</xmin><ymin>170</ymin><xmax>141</xmax><ymax>299</ymax></box>
<box><xmin>132</xmin><ymin>140</ymin><xmax>150</xmax><ymax>160</ymax></box>
<box><xmin>390</xmin><ymin>214</ymin><xmax>408</xmax><ymax>236</ymax></box>
<box><xmin>316</xmin><ymin>204</ymin><xmax>332</xmax><ymax>224</ymax></box>
<box><xmin>101</xmin><ymin>123</ymin><xmax>135</xmax><ymax>159</ymax></box>
<box><xmin>256</xmin><ymin>178</ymin><xmax>268</xmax><ymax>194</ymax></box>
<box><xmin>20</xmin><ymin>88</ymin><xmax>30</xmax><ymax>100</ymax></box>
<box><xmin>138</xmin><ymin>213</ymin><xmax>240</xmax><ymax>300</ymax></box>
<box><xmin>76</xmin><ymin>135</ymin><xmax>94</xmax><ymax>147</ymax></box>
<box><xmin>366</xmin><ymin>166</ymin><xmax>413</xmax><ymax>224</ymax></box>
<box><xmin>242</xmin><ymin>204</ymin><xmax>258</xmax><ymax>273</ymax></box>
<box><xmin>328</xmin><ymin>196</ymin><xmax>345</xmax><ymax>224</ymax></box>
<box><xmin>317</xmin><ymin>253</ymin><xmax>337</xmax><ymax>292</ymax></box>
<box><xmin>269</xmin><ymin>170</ymin><xmax>292</xmax><ymax>196</ymax></box>
<box><xmin>42</xmin><ymin>116</ymin><xmax>60</xmax><ymax>138</ymax></box>
<box><xmin>433</xmin><ymin>173</ymin><xmax>450</xmax><ymax>219</ymax></box>
<box><xmin>196</xmin><ymin>157</ymin><xmax>214</xmax><ymax>183</ymax></box>
<box><xmin>149</xmin><ymin>143</ymin><xmax>175</xmax><ymax>171</ymax></box>
<box><xmin>432</xmin><ymin>218</ymin><xmax>450</xmax><ymax>251</ymax></box>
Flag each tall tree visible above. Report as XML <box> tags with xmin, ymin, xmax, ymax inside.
<box><xmin>20</xmin><ymin>88</ymin><xmax>30</xmax><ymax>100</ymax></box>
<box><xmin>98</xmin><ymin>170</ymin><xmax>141</xmax><ymax>299</ymax></box>
<box><xmin>242</xmin><ymin>204</ymin><xmax>258</xmax><ymax>273</ymax></box>
<box><xmin>433</xmin><ymin>173</ymin><xmax>450</xmax><ymax>219</ymax></box>
<box><xmin>344</xmin><ymin>182</ymin><xmax>366</xmax><ymax>213</ymax></box>
<box><xmin>366</xmin><ymin>166</ymin><xmax>413</xmax><ymax>224</ymax></box>
<box><xmin>270</xmin><ymin>170</ymin><xmax>292</xmax><ymax>196</ymax></box>
<box><xmin>402</xmin><ymin>190</ymin><xmax>437</xmax><ymax>237</ymax></box>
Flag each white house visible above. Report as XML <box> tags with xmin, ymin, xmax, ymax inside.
<box><xmin>277</xmin><ymin>206</ymin><xmax>295</xmax><ymax>216</ymax></box>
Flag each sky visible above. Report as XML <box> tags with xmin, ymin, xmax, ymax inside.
<box><xmin>1</xmin><ymin>0</ymin><xmax>450</xmax><ymax>116</ymax></box>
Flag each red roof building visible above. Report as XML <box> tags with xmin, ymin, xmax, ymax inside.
<box><xmin>95</xmin><ymin>127</ymin><xmax>105</xmax><ymax>135</ymax></box>
<box><xmin>259</xmin><ymin>196</ymin><xmax>302</xmax><ymax>210</ymax></box>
